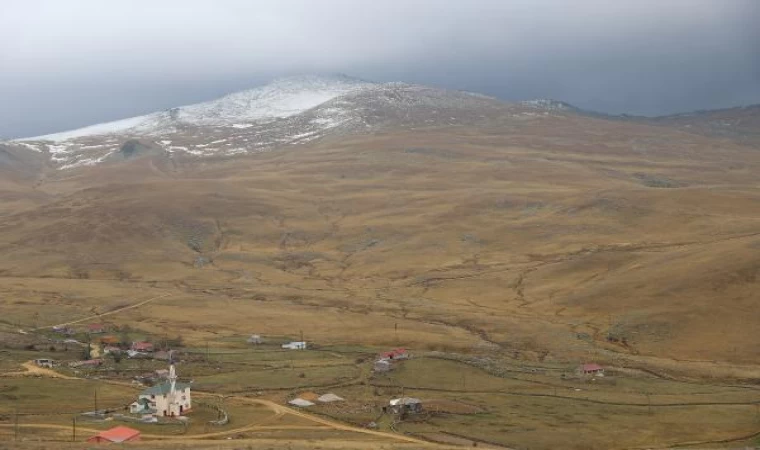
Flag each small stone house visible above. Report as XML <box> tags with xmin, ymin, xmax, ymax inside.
<box><xmin>388</xmin><ymin>397</ymin><xmax>423</xmax><ymax>415</ymax></box>
<box><xmin>34</xmin><ymin>358</ymin><xmax>54</xmax><ymax>368</ymax></box>
<box><xmin>373</xmin><ymin>359</ymin><xmax>392</xmax><ymax>373</ymax></box>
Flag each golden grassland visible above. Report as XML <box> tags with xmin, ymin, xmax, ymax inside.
<box><xmin>2</xmin><ymin>115</ymin><xmax>760</xmax><ymax>447</ymax></box>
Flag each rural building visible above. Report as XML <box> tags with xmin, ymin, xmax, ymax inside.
<box><xmin>380</xmin><ymin>348</ymin><xmax>409</xmax><ymax>360</ymax></box>
<box><xmin>288</xmin><ymin>398</ymin><xmax>315</xmax><ymax>407</ymax></box>
<box><xmin>103</xmin><ymin>346</ymin><xmax>121</xmax><ymax>355</ymax></box>
<box><xmin>34</xmin><ymin>359</ymin><xmax>54</xmax><ymax>368</ymax></box>
<box><xmin>373</xmin><ymin>359</ymin><xmax>392</xmax><ymax>373</ymax></box>
<box><xmin>131</xmin><ymin>341</ymin><xmax>154</xmax><ymax>352</ymax></box>
<box><xmin>247</xmin><ymin>334</ymin><xmax>262</xmax><ymax>344</ymax></box>
<box><xmin>127</xmin><ymin>350</ymin><xmax>151</xmax><ymax>359</ymax></box>
<box><xmin>53</xmin><ymin>326</ymin><xmax>73</xmax><ymax>335</ymax></box>
<box><xmin>282</xmin><ymin>341</ymin><xmax>307</xmax><ymax>350</ymax></box>
<box><xmin>577</xmin><ymin>363</ymin><xmax>605</xmax><ymax>377</ymax></box>
<box><xmin>130</xmin><ymin>364</ymin><xmax>191</xmax><ymax>417</ymax></box>
<box><xmin>317</xmin><ymin>393</ymin><xmax>344</xmax><ymax>403</ymax></box>
<box><xmin>88</xmin><ymin>324</ymin><xmax>106</xmax><ymax>334</ymax></box>
<box><xmin>87</xmin><ymin>426</ymin><xmax>141</xmax><ymax>443</ymax></box>
<box><xmin>388</xmin><ymin>397</ymin><xmax>423</xmax><ymax>415</ymax></box>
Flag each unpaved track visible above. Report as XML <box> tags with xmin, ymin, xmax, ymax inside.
<box><xmin>0</xmin><ymin>361</ymin><xmax>78</xmax><ymax>379</ymax></box>
<box><xmin>1</xmin><ymin>364</ymin><xmax>436</xmax><ymax>446</ymax></box>
<box><xmin>37</xmin><ymin>292</ymin><xmax>172</xmax><ymax>330</ymax></box>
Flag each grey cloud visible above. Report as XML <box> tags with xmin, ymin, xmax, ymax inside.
<box><xmin>1</xmin><ymin>0</ymin><xmax>758</xmax><ymax>138</ymax></box>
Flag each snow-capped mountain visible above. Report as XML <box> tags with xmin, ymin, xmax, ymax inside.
<box><xmin>8</xmin><ymin>75</ymin><xmax>573</xmax><ymax>170</ymax></box>
<box><xmin>23</xmin><ymin>75</ymin><xmax>375</xmax><ymax>142</ymax></box>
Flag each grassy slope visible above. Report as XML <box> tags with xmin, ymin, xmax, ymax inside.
<box><xmin>1</xmin><ymin>114</ymin><xmax>760</xmax><ymax>373</ymax></box>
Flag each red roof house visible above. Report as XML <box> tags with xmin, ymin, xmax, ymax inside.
<box><xmin>578</xmin><ymin>363</ymin><xmax>605</xmax><ymax>375</ymax></box>
<box><xmin>88</xmin><ymin>324</ymin><xmax>106</xmax><ymax>334</ymax></box>
<box><xmin>87</xmin><ymin>426</ymin><xmax>141</xmax><ymax>443</ymax></box>
<box><xmin>131</xmin><ymin>341</ymin><xmax>154</xmax><ymax>352</ymax></box>
<box><xmin>380</xmin><ymin>348</ymin><xmax>409</xmax><ymax>360</ymax></box>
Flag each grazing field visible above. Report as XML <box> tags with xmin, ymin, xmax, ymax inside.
<box><xmin>2</xmin><ymin>113</ymin><xmax>760</xmax><ymax>448</ymax></box>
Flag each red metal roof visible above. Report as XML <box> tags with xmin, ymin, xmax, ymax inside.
<box><xmin>131</xmin><ymin>341</ymin><xmax>154</xmax><ymax>351</ymax></box>
<box><xmin>380</xmin><ymin>348</ymin><xmax>408</xmax><ymax>358</ymax></box>
<box><xmin>581</xmin><ymin>363</ymin><xmax>603</xmax><ymax>372</ymax></box>
<box><xmin>89</xmin><ymin>426</ymin><xmax>140</xmax><ymax>443</ymax></box>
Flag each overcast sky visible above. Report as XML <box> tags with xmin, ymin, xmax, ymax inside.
<box><xmin>1</xmin><ymin>0</ymin><xmax>759</xmax><ymax>138</ymax></box>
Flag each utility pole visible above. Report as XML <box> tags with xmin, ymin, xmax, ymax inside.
<box><xmin>206</xmin><ymin>341</ymin><xmax>210</xmax><ymax>363</ymax></box>
<box><xmin>395</xmin><ymin>323</ymin><xmax>398</xmax><ymax>343</ymax></box>
<box><xmin>647</xmin><ymin>393</ymin><xmax>652</xmax><ymax>415</ymax></box>
<box><xmin>300</xmin><ymin>330</ymin><xmax>304</xmax><ymax>347</ymax></box>
<box><xmin>94</xmin><ymin>385</ymin><xmax>99</xmax><ymax>412</ymax></box>
<box><xmin>14</xmin><ymin>407</ymin><xmax>18</xmax><ymax>441</ymax></box>
<box><xmin>72</xmin><ymin>416</ymin><xmax>76</xmax><ymax>442</ymax></box>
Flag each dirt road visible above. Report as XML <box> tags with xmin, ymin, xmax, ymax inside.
<box><xmin>37</xmin><ymin>292</ymin><xmax>172</xmax><ymax>331</ymax></box>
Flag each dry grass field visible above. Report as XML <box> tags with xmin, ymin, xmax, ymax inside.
<box><xmin>2</xmin><ymin>111</ymin><xmax>760</xmax><ymax>448</ymax></box>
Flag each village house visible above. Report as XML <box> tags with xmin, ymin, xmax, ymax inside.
<box><xmin>247</xmin><ymin>334</ymin><xmax>262</xmax><ymax>344</ymax></box>
<box><xmin>577</xmin><ymin>363</ymin><xmax>605</xmax><ymax>377</ymax></box>
<box><xmin>130</xmin><ymin>364</ymin><xmax>191</xmax><ymax>417</ymax></box>
<box><xmin>103</xmin><ymin>346</ymin><xmax>121</xmax><ymax>355</ymax></box>
<box><xmin>34</xmin><ymin>358</ymin><xmax>54</xmax><ymax>368</ymax></box>
<box><xmin>88</xmin><ymin>324</ymin><xmax>106</xmax><ymax>334</ymax></box>
<box><xmin>53</xmin><ymin>326</ymin><xmax>74</xmax><ymax>335</ymax></box>
<box><xmin>388</xmin><ymin>397</ymin><xmax>423</xmax><ymax>415</ymax></box>
<box><xmin>87</xmin><ymin>426</ymin><xmax>141</xmax><ymax>443</ymax></box>
<box><xmin>131</xmin><ymin>341</ymin><xmax>154</xmax><ymax>352</ymax></box>
<box><xmin>282</xmin><ymin>341</ymin><xmax>307</xmax><ymax>350</ymax></box>
<box><xmin>380</xmin><ymin>348</ymin><xmax>409</xmax><ymax>360</ymax></box>
<box><xmin>373</xmin><ymin>359</ymin><xmax>392</xmax><ymax>373</ymax></box>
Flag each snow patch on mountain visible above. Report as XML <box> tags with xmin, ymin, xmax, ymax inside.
<box><xmin>19</xmin><ymin>75</ymin><xmax>374</xmax><ymax>142</ymax></box>
<box><xmin>521</xmin><ymin>99</ymin><xmax>578</xmax><ymax>111</ymax></box>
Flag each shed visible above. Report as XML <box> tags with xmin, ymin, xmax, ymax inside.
<box><xmin>87</xmin><ymin>426</ymin><xmax>141</xmax><ymax>443</ymax></box>
<box><xmin>389</xmin><ymin>397</ymin><xmax>423</xmax><ymax>415</ymax></box>
<box><xmin>131</xmin><ymin>341</ymin><xmax>154</xmax><ymax>352</ymax></box>
<box><xmin>88</xmin><ymin>324</ymin><xmax>106</xmax><ymax>334</ymax></box>
<box><xmin>380</xmin><ymin>348</ymin><xmax>409</xmax><ymax>360</ymax></box>
<box><xmin>247</xmin><ymin>334</ymin><xmax>262</xmax><ymax>344</ymax></box>
<box><xmin>373</xmin><ymin>359</ymin><xmax>392</xmax><ymax>373</ymax></box>
<box><xmin>578</xmin><ymin>363</ymin><xmax>605</xmax><ymax>377</ymax></box>
<box><xmin>282</xmin><ymin>341</ymin><xmax>307</xmax><ymax>350</ymax></box>
<box><xmin>34</xmin><ymin>359</ymin><xmax>54</xmax><ymax>368</ymax></box>
<box><xmin>317</xmin><ymin>393</ymin><xmax>344</xmax><ymax>403</ymax></box>
<box><xmin>288</xmin><ymin>398</ymin><xmax>315</xmax><ymax>407</ymax></box>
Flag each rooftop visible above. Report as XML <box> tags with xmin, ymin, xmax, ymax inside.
<box><xmin>90</xmin><ymin>426</ymin><xmax>140</xmax><ymax>443</ymax></box>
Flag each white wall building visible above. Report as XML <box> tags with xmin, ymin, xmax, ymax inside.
<box><xmin>130</xmin><ymin>364</ymin><xmax>191</xmax><ymax>417</ymax></box>
<box><xmin>282</xmin><ymin>341</ymin><xmax>307</xmax><ymax>350</ymax></box>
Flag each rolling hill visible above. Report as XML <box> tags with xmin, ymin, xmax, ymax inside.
<box><xmin>2</xmin><ymin>75</ymin><xmax>760</xmax><ymax>378</ymax></box>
